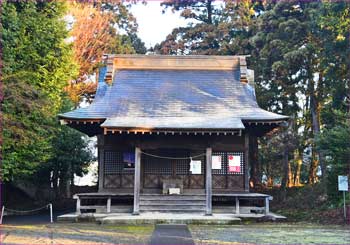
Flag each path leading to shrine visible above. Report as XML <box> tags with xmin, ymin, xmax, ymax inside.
<box><xmin>1</xmin><ymin>222</ymin><xmax>349</xmax><ymax>244</ymax></box>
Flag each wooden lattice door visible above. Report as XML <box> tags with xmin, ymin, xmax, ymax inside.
<box><xmin>142</xmin><ymin>149</ymin><xmax>205</xmax><ymax>189</ymax></box>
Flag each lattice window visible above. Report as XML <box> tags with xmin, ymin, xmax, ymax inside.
<box><xmin>104</xmin><ymin>151</ymin><xmax>123</xmax><ymax>174</ymax></box>
<box><xmin>104</xmin><ymin>151</ymin><xmax>135</xmax><ymax>174</ymax></box>
<box><xmin>144</xmin><ymin>156</ymin><xmax>172</xmax><ymax>175</ymax></box>
<box><xmin>212</xmin><ymin>151</ymin><xmax>244</xmax><ymax>175</ymax></box>
<box><xmin>142</xmin><ymin>149</ymin><xmax>207</xmax><ymax>177</ymax></box>
<box><xmin>175</xmin><ymin>159</ymin><xmax>190</xmax><ymax>175</ymax></box>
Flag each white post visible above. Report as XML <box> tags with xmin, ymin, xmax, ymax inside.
<box><xmin>107</xmin><ymin>197</ymin><xmax>111</xmax><ymax>213</ymax></box>
<box><xmin>76</xmin><ymin>198</ymin><xmax>81</xmax><ymax>215</ymax></box>
<box><xmin>265</xmin><ymin>197</ymin><xmax>270</xmax><ymax>215</ymax></box>
<box><xmin>344</xmin><ymin>191</ymin><xmax>347</xmax><ymax>220</ymax></box>
<box><xmin>49</xmin><ymin>204</ymin><xmax>53</xmax><ymax>223</ymax></box>
<box><xmin>235</xmin><ymin>197</ymin><xmax>240</xmax><ymax>215</ymax></box>
<box><xmin>0</xmin><ymin>206</ymin><xmax>4</xmax><ymax>224</ymax></box>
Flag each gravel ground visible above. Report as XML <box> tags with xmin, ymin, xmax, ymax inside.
<box><xmin>1</xmin><ymin>222</ymin><xmax>349</xmax><ymax>244</ymax></box>
<box><xmin>190</xmin><ymin>223</ymin><xmax>350</xmax><ymax>244</ymax></box>
<box><xmin>0</xmin><ymin>223</ymin><xmax>153</xmax><ymax>244</ymax></box>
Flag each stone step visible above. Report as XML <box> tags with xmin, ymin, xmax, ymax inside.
<box><xmin>213</xmin><ymin>206</ymin><xmax>265</xmax><ymax>214</ymax></box>
<box><xmin>140</xmin><ymin>206</ymin><xmax>205</xmax><ymax>212</ymax></box>
<box><xmin>140</xmin><ymin>200</ymin><xmax>205</xmax><ymax>205</ymax></box>
<box><xmin>110</xmin><ymin>205</ymin><xmax>133</xmax><ymax>213</ymax></box>
<box><xmin>140</xmin><ymin>203</ymin><xmax>205</xmax><ymax>207</ymax></box>
<box><xmin>139</xmin><ymin>194</ymin><xmax>206</xmax><ymax>213</ymax></box>
<box><xmin>140</xmin><ymin>195</ymin><xmax>205</xmax><ymax>201</ymax></box>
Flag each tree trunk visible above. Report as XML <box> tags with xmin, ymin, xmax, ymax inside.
<box><xmin>249</xmin><ymin>135</ymin><xmax>261</xmax><ymax>188</ymax></box>
<box><xmin>52</xmin><ymin>170</ymin><xmax>59</xmax><ymax>198</ymax></box>
<box><xmin>308</xmin><ymin>149</ymin><xmax>319</xmax><ymax>184</ymax></box>
<box><xmin>206</xmin><ymin>0</ymin><xmax>212</xmax><ymax>24</ymax></box>
<box><xmin>288</xmin><ymin>162</ymin><xmax>293</xmax><ymax>187</ymax></box>
<box><xmin>65</xmin><ymin>163</ymin><xmax>72</xmax><ymax>198</ymax></box>
<box><xmin>281</xmin><ymin>148</ymin><xmax>289</xmax><ymax>188</ymax></box>
<box><xmin>294</xmin><ymin>149</ymin><xmax>303</xmax><ymax>186</ymax></box>
<box><xmin>281</xmin><ymin>147</ymin><xmax>289</xmax><ymax>200</ymax></box>
<box><xmin>267</xmin><ymin>176</ymin><xmax>274</xmax><ymax>187</ymax></box>
<box><xmin>308</xmin><ymin>79</ymin><xmax>325</xmax><ymax>183</ymax></box>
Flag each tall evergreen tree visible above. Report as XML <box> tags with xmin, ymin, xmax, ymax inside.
<box><xmin>1</xmin><ymin>0</ymin><xmax>78</xmax><ymax>181</ymax></box>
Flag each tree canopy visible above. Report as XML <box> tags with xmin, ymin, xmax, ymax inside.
<box><xmin>155</xmin><ymin>0</ymin><xmax>350</xmax><ymax>204</ymax></box>
<box><xmin>1</xmin><ymin>1</ymin><xmax>78</xmax><ymax>181</ymax></box>
<box><xmin>1</xmin><ymin>0</ymin><xmax>349</xmax><ymax>206</ymax></box>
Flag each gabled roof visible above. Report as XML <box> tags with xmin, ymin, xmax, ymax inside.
<box><xmin>59</xmin><ymin>55</ymin><xmax>288</xmax><ymax>135</ymax></box>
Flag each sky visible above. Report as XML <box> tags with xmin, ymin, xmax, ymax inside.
<box><xmin>130</xmin><ymin>1</ymin><xmax>191</xmax><ymax>48</ymax></box>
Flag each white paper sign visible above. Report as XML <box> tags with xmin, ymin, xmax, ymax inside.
<box><xmin>190</xmin><ymin>160</ymin><xmax>202</xmax><ymax>174</ymax></box>
<box><xmin>212</xmin><ymin>156</ymin><xmax>222</xmax><ymax>169</ymax></box>
<box><xmin>228</xmin><ymin>155</ymin><xmax>241</xmax><ymax>173</ymax></box>
<box><xmin>338</xmin><ymin>176</ymin><xmax>349</xmax><ymax>191</ymax></box>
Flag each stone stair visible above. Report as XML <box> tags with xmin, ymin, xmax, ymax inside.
<box><xmin>139</xmin><ymin>194</ymin><xmax>206</xmax><ymax>213</ymax></box>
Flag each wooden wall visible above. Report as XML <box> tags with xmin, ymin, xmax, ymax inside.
<box><xmin>98</xmin><ymin>133</ymin><xmax>247</xmax><ymax>194</ymax></box>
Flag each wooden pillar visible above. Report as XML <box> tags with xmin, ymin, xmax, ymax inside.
<box><xmin>244</xmin><ymin>132</ymin><xmax>250</xmax><ymax>192</ymax></box>
<box><xmin>97</xmin><ymin>135</ymin><xmax>105</xmax><ymax>192</ymax></box>
<box><xmin>133</xmin><ymin>147</ymin><xmax>141</xmax><ymax>215</ymax></box>
<box><xmin>206</xmin><ymin>148</ymin><xmax>212</xmax><ymax>215</ymax></box>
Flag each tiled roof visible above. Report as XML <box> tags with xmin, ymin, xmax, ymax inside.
<box><xmin>59</xmin><ymin>68</ymin><xmax>288</xmax><ymax>130</ymax></box>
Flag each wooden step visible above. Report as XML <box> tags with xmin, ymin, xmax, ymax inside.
<box><xmin>139</xmin><ymin>194</ymin><xmax>206</xmax><ymax>213</ymax></box>
<box><xmin>140</xmin><ymin>206</ymin><xmax>205</xmax><ymax>212</ymax></box>
<box><xmin>110</xmin><ymin>205</ymin><xmax>133</xmax><ymax>213</ymax></box>
<box><xmin>140</xmin><ymin>195</ymin><xmax>205</xmax><ymax>201</ymax></box>
<box><xmin>140</xmin><ymin>200</ymin><xmax>205</xmax><ymax>205</ymax></box>
<box><xmin>140</xmin><ymin>203</ymin><xmax>205</xmax><ymax>207</ymax></box>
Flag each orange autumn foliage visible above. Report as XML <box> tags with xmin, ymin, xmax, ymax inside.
<box><xmin>66</xmin><ymin>1</ymin><xmax>114</xmax><ymax>104</ymax></box>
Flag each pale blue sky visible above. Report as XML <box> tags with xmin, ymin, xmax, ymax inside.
<box><xmin>130</xmin><ymin>1</ymin><xmax>191</xmax><ymax>48</ymax></box>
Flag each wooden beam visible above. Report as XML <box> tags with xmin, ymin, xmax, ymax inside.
<box><xmin>206</xmin><ymin>147</ymin><xmax>212</xmax><ymax>215</ymax></box>
<box><xmin>112</xmin><ymin>55</ymin><xmax>240</xmax><ymax>71</ymax></box>
<box><xmin>133</xmin><ymin>147</ymin><xmax>141</xmax><ymax>215</ymax></box>
<box><xmin>244</xmin><ymin>132</ymin><xmax>250</xmax><ymax>192</ymax></box>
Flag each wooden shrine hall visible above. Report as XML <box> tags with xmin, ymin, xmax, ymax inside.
<box><xmin>59</xmin><ymin>55</ymin><xmax>288</xmax><ymax>216</ymax></box>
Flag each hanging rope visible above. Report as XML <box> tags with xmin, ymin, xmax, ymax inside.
<box><xmin>4</xmin><ymin>204</ymin><xmax>49</xmax><ymax>214</ymax></box>
<box><xmin>140</xmin><ymin>151</ymin><xmax>205</xmax><ymax>160</ymax></box>
<box><xmin>1</xmin><ymin>204</ymin><xmax>54</xmax><ymax>224</ymax></box>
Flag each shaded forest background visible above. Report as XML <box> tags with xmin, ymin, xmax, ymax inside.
<box><xmin>1</xmin><ymin>0</ymin><xmax>349</xmax><ymax>222</ymax></box>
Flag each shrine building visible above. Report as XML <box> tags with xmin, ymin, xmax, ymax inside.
<box><xmin>59</xmin><ymin>55</ymin><xmax>288</xmax><ymax>216</ymax></box>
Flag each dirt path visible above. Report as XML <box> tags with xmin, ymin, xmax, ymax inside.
<box><xmin>1</xmin><ymin>223</ymin><xmax>349</xmax><ymax>244</ymax></box>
